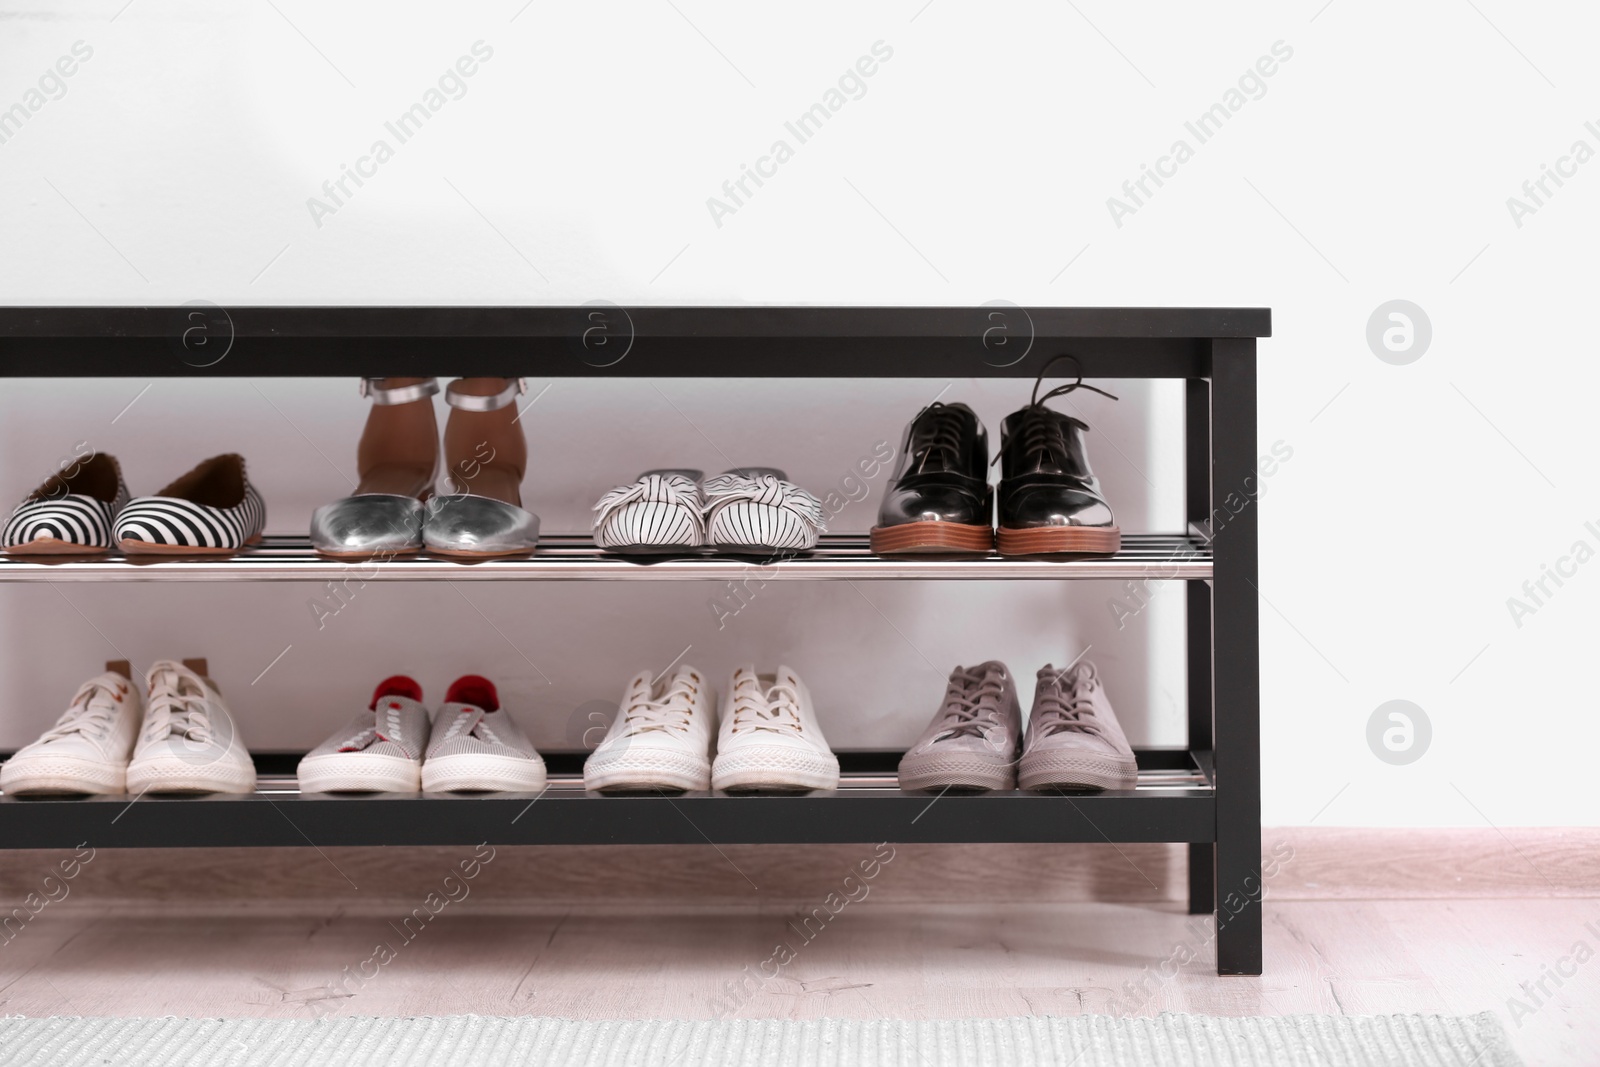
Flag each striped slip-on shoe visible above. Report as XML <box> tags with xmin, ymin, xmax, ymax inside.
<box><xmin>3</xmin><ymin>451</ymin><xmax>131</xmax><ymax>555</ymax></box>
<box><xmin>116</xmin><ymin>453</ymin><xmax>267</xmax><ymax>555</ymax></box>
<box><xmin>703</xmin><ymin>468</ymin><xmax>826</xmax><ymax>555</ymax></box>
<box><xmin>592</xmin><ymin>469</ymin><xmax>706</xmax><ymax>554</ymax></box>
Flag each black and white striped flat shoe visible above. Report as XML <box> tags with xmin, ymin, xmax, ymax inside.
<box><xmin>592</xmin><ymin>469</ymin><xmax>707</xmax><ymax>554</ymax></box>
<box><xmin>115</xmin><ymin>453</ymin><xmax>267</xmax><ymax>555</ymax></box>
<box><xmin>703</xmin><ymin>468</ymin><xmax>826</xmax><ymax>554</ymax></box>
<box><xmin>2</xmin><ymin>452</ymin><xmax>131</xmax><ymax>555</ymax></box>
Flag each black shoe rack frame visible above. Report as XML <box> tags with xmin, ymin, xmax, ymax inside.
<box><xmin>0</xmin><ymin>306</ymin><xmax>1267</xmax><ymax>976</ymax></box>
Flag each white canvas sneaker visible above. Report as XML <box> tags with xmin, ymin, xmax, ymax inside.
<box><xmin>298</xmin><ymin>676</ymin><xmax>432</xmax><ymax>793</ymax></box>
<box><xmin>584</xmin><ymin>665</ymin><xmax>715</xmax><ymax>792</ymax></box>
<box><xmin>127</xmin><ymin>660</ymin><xmax>257</xmax><ymax>794</ymax></box>
<box><xmin>898</xmin><ymin>661</ymin><xmax>1022</xmax><ymax>792</ymax></box>
<box><xmin>1</xmin><ymin>670</ymin><xmax>141</xmax><ymax>795</ymax></box>
<box><xmin>712</xmin><ymin>665</ymin><xmax>839</xmax><ymax>792</ymax></box>
<box><xmin>1018</xmin><ymin>661</ymin><xmax>1137</xmax><ymax>792</ymax></box>
<box><xmin>421</xmin><ymin>675</ymin><xmax>546</xmax><ymax>792</ymax></box>
<box><xmin>592</xmin><ymin>470</ymin><xmax>707</xmax><ymax>553</ymax></box>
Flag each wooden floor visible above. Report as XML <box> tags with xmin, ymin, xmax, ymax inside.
<box><xmin>2</xmin><ymin>832</ymin><xmax>1598</xmax><ymax>1064</ymax></box>
<box><xmin>0</xmin><ymin>899</ymin><xmax>1592</xmax><ymax>1063</ymax></box>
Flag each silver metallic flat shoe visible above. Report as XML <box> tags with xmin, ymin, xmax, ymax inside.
<box><xmin>309</xmin><ymin>378</ymin><xmax>439</xmax><ymax>559</ymax></box>
<box><xmin>423</xmin><ymin>494</ymin><xmax>540</xmax><ymax>558</ymax></box>
<box><xmin>310</xmin><ymin>494</ymin><xmax>426</xmax><ymax>558</ymax></box>
<box><xmin>423</xmin><ymin>378</ymin><xmax>540</xmax><ymax>559</ymax></box>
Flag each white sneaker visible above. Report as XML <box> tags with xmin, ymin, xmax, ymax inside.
<box><xmin>1018</xmin><ymin>661</ymin><xmax>1137</xmax><ymax>792</ymax></box>
<box><xmin>298</xmin><ymin>676</ymin><xmax>432</xmax><ymax>793</ymax></box>
<box><xmin>1</xmin><ymin>671</ymin><xmax>141</xmax><ymax>794</ymax></box>
<box><xmin>592</xmin><ymin>469</ymin><xmax>706</xmax><ymax>553</ymax></box>
<box><xmin>127</xmin><ymin>660</ymin><xmax>257</xmax><ymax>794</ymax></box>
<box><xmin>584</xmin><ymin>665</ymin><xmax>714</xmax><ymax>792</ymax></box>
<box><xmin>712</xmin><ymin>665</ymin><xmax>839</xmax><ymax>792</ymax></box>
<box><xmin>421</xmin><ymin>675</ymin><xmax>546</xmax><ymax>792</ymax></box>
<box><xmin>702</xmin><ymin>468</ymin><xmax>826</xmax><ymax>553</ymax></box>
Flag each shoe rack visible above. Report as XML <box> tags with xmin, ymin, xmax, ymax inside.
<box><xmin>0</xmin><ymin>306</ymin><xmax>1267</xmax><ymax>977</ymax></box>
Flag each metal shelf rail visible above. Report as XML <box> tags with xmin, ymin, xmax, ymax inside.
<box><xmin>0</xmin><ymin>533</ymin><xmax>1211</xmax><ymax>583</ymax></box>
<box><xmin>0</xmin><ymin>305</ymin><xmax>1266</xmax><ymax>976</ymax></box>
<box><xmin>0</xmin><ymin>750</ymin><xmax>1216</xmax><ymax>849</ymax></box>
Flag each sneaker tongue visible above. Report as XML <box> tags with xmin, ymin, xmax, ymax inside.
<box><xmin>145</xmin><ymin>670</ymin><xmax>209</xmax><ymax>738</ymax></box>
<box><xmin>1039</xmin><ymin>661</ymin><xmax>1091</xmax><ymax>684</ymax></box>
<box><xmin>370</xmin><ymin>675</ymin><xmax>423</xmax><ymax>710</ymax></box>
<box><xmin>166</xmin><ymin>716</ymin><xmax>209</xmax><ymax>742</ymax></box>
<box><xmin>445</xmin><ymin>675</ymin><xmax>499</xmax><ymax>711</ymax></box>
<box><xmin>373</xmin><ymin>694</ymin><xmax>413</xmax><ymax>731</ymax></box>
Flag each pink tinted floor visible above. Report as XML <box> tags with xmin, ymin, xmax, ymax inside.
<box><xmin>0</xmin><ymin>899</ymin><xmax>1593</xmax><ymax>1064</ymax></box>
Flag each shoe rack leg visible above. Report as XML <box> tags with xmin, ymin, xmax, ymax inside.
<box><xmin>1188</xmin><ymin>841</ymin><xmax>1216</xmax><ymax>915</ymax></box>
<box><xmin>1210</xmin><ymin>340</ymin><xmax>1262</xmax><ymax>976</ymax></box>
<box><xmin>1185</xmin><ymin>378</ymin><xmax>1216</xmax><ymax>917</ymax></box>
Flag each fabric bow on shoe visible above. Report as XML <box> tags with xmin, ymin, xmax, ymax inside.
<box><xmin>702</xmin><ymin>473</ymin><xmax>826</xmax><ymax>532</ymax></box>
<box><xmin>593</xmin><ymin>473</ymin><xmax>707</xmax><ymax>540</ymax></box>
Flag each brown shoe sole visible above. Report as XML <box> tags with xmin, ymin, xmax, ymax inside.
<box><xmin>870</xmin><ymin>522</ymin><xmax>994</xmax><ymax>555</ymax></box>
<box><xmin>4</xmin><ymin>538</ymin><xmax>111</xmax><ymax>556</ymax></box>
<box><xmin>425</xmin><ymin>546</ymin><xmax>537</xmax><ymax>560</ymax></box>
<box><xmin>996</xmin><ymin>525</ymin><xmax>1120</xmax><ymax>557</ymax></box>
<box><xmin>117</xmin><ymin>534</ymin><xmax>264</xmax><ymax>556</ymax></box>
<box><xmin>314</xmin><ymin>548</ymin><xmax>421</xmax><ymax>561</ymax></box>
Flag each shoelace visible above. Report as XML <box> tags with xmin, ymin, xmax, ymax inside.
<box><xmin>593</xmin><ymin>473</ymin><xmax>707</xmax><ymax>536</ymax></box>
<box><xmin>1032</xmin><ymin>663</ymin><xmax>1110</xmax><ymax>741</ymax></box>
<box><xmin>907</xmin><ymin>403</ymin><xmax>970</xmax><ymax>473</ymax></box>
<box><xmin>729</xmin><ymin>675</ymin><xmax>805</xmax><ymax>735</ymax></box>
<box><xmin>996</xmin><ymin>354</ymin><xmax>1120</xmax><ymax>468</ymax></box>
<box><xmin>620</xmin><ymin>672</ymin><xmax>699</xmax><ymax>737</ymax></box>
<box><xmin>337</xmin><ymin>701</ymin><xmax>413</xmax><ymax>753</ymax></box>
<box><xmin>439</xmin><ymin>707</ymin><xmax>505</xmax><ymax>746</ymax></box>
<box><xmin>37</xmin><ymin>677</ymin><xmax>125</xmax><ymax>745</ymax></box>
<box><xmin>702</xmin><ymin>474</ymin><xmax>826</xmax><ymax>532</ymax></box>
<box><xmin>143</xmin><ymin>665</ymin><xmax>215</xmax><ymax>744</ymax></box>
<box><xmin>932</xmin><ymin>665</ymin><xmax>1008</xmax><ymax>741</ymax></box>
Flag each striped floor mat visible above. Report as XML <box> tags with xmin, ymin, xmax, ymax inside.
<box><xmin>0</xmin><ymin>1012</ymin><xmax>1521</xmax><ymax>1066</ymax></box>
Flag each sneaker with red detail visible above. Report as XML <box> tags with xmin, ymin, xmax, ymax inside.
<box><xmin>421</xmin><ymin>675</ymin><xmax>546</xmax><ymax>793</ymax></box>
<box><xmin>297</xmin><ymin>676</ymin><xmax>432</xmax><ymax>793</ymax></box>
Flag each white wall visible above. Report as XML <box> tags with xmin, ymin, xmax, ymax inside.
<box><xmin>1</xmin><ymin>0</ymin><xmax>1594</xmax><ymax>827</ymax></box>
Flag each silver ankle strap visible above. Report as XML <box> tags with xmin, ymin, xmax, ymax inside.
<box><xmin>445</xmin><ymin>378</ymin><xmax>527</xmax><ymax>413</ymax></box>
<box><xmin>360</xmin><ymin>378</ymin><xmax>439</xmax><ymax>406</ymax></box>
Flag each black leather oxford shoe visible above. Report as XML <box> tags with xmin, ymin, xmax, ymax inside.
<box><xmin>871</xmin><ymin>402</ymin><xmax>994</xmax><ymax>555</ymax></box>
<box><xmin>996</xmin><ymin>359</ymin><xmax>1120</xmax><ymax>557</ymax></box>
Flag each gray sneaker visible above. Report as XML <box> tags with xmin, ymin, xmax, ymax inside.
<box><xmin>421</xmin><ymin>675</ymin><xmax>547</xmax><ymax>793</ymax></box>
<box><xmin>298</xmin><ymin>676</ymin><xmax>432</xmax><ymax>793</ymax></box>
<box><xmin>898</xmin><ymin>661</ymin><xmax>1021</xmax><ymax>791</ymax></box>
<box><xmin>1018</xmin><ymin>661</ymin><xmax>1137</xmax><ymax>791</ymax></box>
